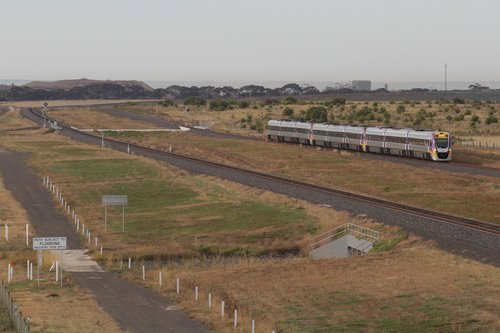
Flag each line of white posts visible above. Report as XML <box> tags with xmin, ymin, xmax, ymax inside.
<box><xmin>128</xmin><ymin>262</ymin><xmax>267</xmax><ymax>333</ymax></box>
<box><xmin>41</xmin><ymin>176</ymin><xmax>269</xmax><ymax>332</ymax></box>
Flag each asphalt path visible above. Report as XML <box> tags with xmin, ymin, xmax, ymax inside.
<box><xmin>21</xmin><ymin>108</ymin><xmax>500</xmax><ymax>267</ymax></box>
<box><xmin>89</xmin><ymin>106</ymin><xmax>259</xmax><ymax>140</ymax></box>
<box><xmin>0</xmin><ymin>149</ymin><xmax>209</xmax><ymax>333</ymax></box>
<box><xmin>96</xmin><ymin>108</ymin><xmax>180</xmax><ymax>129</ymax></box>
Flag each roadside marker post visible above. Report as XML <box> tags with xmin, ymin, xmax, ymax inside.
<box><xmin>4</xmin><ymin>224</ymin><xmax>8</xmax><ymax>241</ymax></box>
<box><xmin>128</xmin><ymin>257</ymin><xmax>131</xmax><ymax>269</ymax></box>
<box><xmin>102</xmin><ymin>195</ymin><xmax>128</xmax><ymax>233</ymax></box>
<box><xmin>26</xmin><ymin>224</ymin><xmax>29</xmax><ymax>246</ymax></box>
<box><xmin>208</xmin><ymin>293</ymin><xmax>212</xmax><ymax>308</ymax></box>
<box><xmin>26</xmin><ymin>260</ymin><xmax>30</xmax><ymax>279</ymax></box>
<box><xmin>142</xmin><ymin>266</ymin><xmax>145</xmax><ymax>280</ymax></box>
<box><xmin>159</xmin><ymin>271</ymin><xmax>162</xmax><ymax>286</ymax></box>
<box><xmin>252</xmin><ymin>320</ymin><xmax>255</xmax><ymax>333</ymax></box>
<box><xmin>221</xmin><ymin>301</ymin><xmax>225</xmax><ymax>317</ymax></box>
<box><xmin>100</xmin><ymin>247</ymin><xmax>103</xmax><ymax>255</ymax></box>
<box><xmin>176</xmin><ymin>278</ymin><xmax>180</xmax><ymax>293</ymax></box>
<box><xmin>7</xmin><ymin>263</ymin><xmax>11</xmax><ymax>283</ymax></box>
<box><xmin>195</xmin><ymin>286</ymin><xmax>198</xmax><ymax>301</ymax></box>
<box><xmin>234</xmin><ymin>309</ymin><xmax>237</xmax><ymax>327</ymax></box>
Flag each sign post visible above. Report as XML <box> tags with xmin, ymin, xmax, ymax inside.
<box><xmin>102</xmin><ymin>195</ymin><xmax>128</xmax><ymax>233</ymax></box>
<box><xmin>33</xmin><ymin>237</ymin><xmax>66</xmax><ymax>286</ymax></box>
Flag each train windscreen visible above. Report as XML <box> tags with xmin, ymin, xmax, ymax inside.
<box><xmin>436</xmin><ymin>138</ymin><xmax>449</xmax><ymax>148</ymax></box>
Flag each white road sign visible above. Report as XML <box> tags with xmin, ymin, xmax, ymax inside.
<box><xmin>102</xmin><ymin>195</ymin><xmax>128</xmax><ymax>206</ymax></box>
<box><xmin>33</xmin><ymin>237</ymin><xmax>67</xmax><ymax>250</ymax></box>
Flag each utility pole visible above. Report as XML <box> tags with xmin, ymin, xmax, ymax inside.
<box><xmin>445</xmin><ymin>64</ymin><xmax>447</xmax><ymax>91</ymax></box>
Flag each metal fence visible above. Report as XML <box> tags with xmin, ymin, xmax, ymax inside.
<box><xmin>0</xmin><ymin>281</ymin><xmax>31</xmax><ymax>333</ymax></box>
<box><xmin>455</xmin><ymin>139</ymin><xmax>499</xmax><ymax>150</ymax></box>
<box><xmin>309</xmin><ymin>223</ymin><xmax>379</xmax><ymax>251</ymax></box>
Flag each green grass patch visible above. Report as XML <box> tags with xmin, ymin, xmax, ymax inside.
<box><xmin>0</xmin><ymin>302</ymin><xmax>13</xmax><ymax>332</ymax></box>
<box><xmin>372</xmin><ymin>233</ymin><xmax>408</xmax><ymax>252</ymax></box>
<box><xmin>52</xmin><ymin>158</ymin><xmax>158</xmax><ymax>181</ymax></box>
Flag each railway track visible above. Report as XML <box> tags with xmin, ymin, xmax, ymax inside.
<box><xmin>43</xmin><ymin>102</ymin><xmax>500</xmax><ymax>177</ymax></box>
<box><xmin>22</xmin><ymin>107</ymin><xmax>500</xmax><ymax>238</ymax></box>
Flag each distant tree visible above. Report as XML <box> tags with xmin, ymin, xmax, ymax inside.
<box><xmin>305</xmin><ymin>106</ymin><xmax>328</xmax><ymax>122</ymax></box>
<box><xmin>184</xmin><ymin>96</ymin><xmax>206</xmax><ymax>106</ymax></box>
<box><xmin>468</xmin><ymin>83</ymin><xmax>489</xmax><ymax>90</ymax></box>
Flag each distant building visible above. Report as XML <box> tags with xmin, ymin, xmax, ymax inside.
<box><xmin>352</xmin><ymin>80</ymin><xmax>371</xmax><ymax>91</ymax></box>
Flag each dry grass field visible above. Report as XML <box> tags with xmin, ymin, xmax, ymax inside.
<box><xmin>99</xmin><ymin>131</ymin><xmax>500</xmax><ymax>224</ymax></box>
<box><xmin>46</xmin><ymin>108</ymin><xmax>157</xmax><ymax>129</ymax></box>
<box><xmin>146</xmin><ymin>99</ymin><xmax>500</xmax><ymax>137</ymax></box>
<box><xmin>1</xmin><ymin>109</ymin><xmax>499</xmax><ymax>332</ymax></box>
<box><xmin>125</xmin><ymin>241</ymin><xmax>500</xmax><ymax>332</ymax></box>
<box><xmin>39</xmin><ymin>103</ymin><xmax>500</xmax><ymax>224</ymax></box>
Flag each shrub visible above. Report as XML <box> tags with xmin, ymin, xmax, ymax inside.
<box><xmin>453</xmin><ymin>97</ymin><xmax>465</xmax><ymax>104</ymax></box>
<box><xmin>184</xmin><ymin>96</ymin><xmax>206</xmax><ymax>106</ymax></box>
<box><xmin>209</xmin><ymin>99</ymin><xmax>230</xmax><ymax>111</ymax></box>
<box><xmin>324</xmin><ymin>97</ymin><xmax>346</xmax><ymax>107</ymax></box>
<box><xmin>283</xmin><ymin>96</ymin><xmax>298</xmax><ymax>104</ymax></box>
<box><xmin>261</xmin><ymin>99</ymin><xmax>279</xmax><ymax>106</ymax></box>
<box><xmin>282</xmin><ymin>107</ymin><xmax>294</xmax><ymax>117</ymax></box>
<box><xmin>396</xmin><ymin>105</ymin><xmax>406</xmax><ymax>114</ymax></box>
<box><xmin>159</xmin><ymin>99</ymin><xmax>175</xmax><ymax>107</ymax></box>
<box><xmin>238</xmin><ymin>100</ymin><xmax>250</xmax><ymax>109</ymax></box>
<box><xmin>485</xmin><ymin>115</ymin><xmax>498</xmax><ymax>125</ymax></box>
<box><xmin>305</xmin><ymin>106</ymin><xmax>328</xmax><ymax>122</ymax></box>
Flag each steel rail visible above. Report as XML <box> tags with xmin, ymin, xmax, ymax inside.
<box><xmin>23</xmin><ymin>108</ymin><xmax>500</xmax><ymax>237</ymax></box>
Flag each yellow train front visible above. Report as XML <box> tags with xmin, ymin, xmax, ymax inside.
<box><xmin>431</xmin><ymin>131</ymin><xmax>452</xmax><ymax>161</ymax></box>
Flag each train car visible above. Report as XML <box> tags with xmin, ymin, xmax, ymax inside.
<box><xmin>267</xmin><ymin>120</ymin><xmax>452</xmax><ymax>162</ymax></box>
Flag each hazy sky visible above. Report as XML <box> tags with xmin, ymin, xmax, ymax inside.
<box><xmin>1</xmin><ymin>0</ymin><xmax>499</xmax><ymax>84</ymax></box>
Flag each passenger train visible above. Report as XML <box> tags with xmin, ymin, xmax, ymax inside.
<box><xmin>267</xmin><ymin>120</ymin><xmax>452</xmax><ymax>161</ymax></box>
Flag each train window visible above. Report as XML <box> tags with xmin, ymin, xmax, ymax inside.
<box><xmin>327</xmin><ymin>131</ymin><xmax>343</xmax><ymax>137</ymax></box>
<box><xmin>367</xmin><ymin>134</ymin><xmax>384</xmax><ymax>141</ymax></box>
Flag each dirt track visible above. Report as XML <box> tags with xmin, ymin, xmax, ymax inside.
<box><xmin>0</xmin><ymin>149</ymin><xmax>209</xmax><ymax>333</ymax></box>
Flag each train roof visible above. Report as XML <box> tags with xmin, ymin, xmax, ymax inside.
<box><xmin>267</xmin><ymin>120</ymin><xmax>447</xmax><ymax>136</ymax></box>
